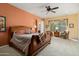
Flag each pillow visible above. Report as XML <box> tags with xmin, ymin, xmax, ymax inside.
<box><xmin>25</xmin><ymin>28</ymin><xmax>32</xmax><ymax>34</ymax></box>
<box><xmin>12</xmin><ymin>32</ymin><xmax>28</xmax><ymax>42</ymax></box>
<box><xmin>15</xmin><ymin>29</ymin><xmax>26</xmax><ymax>35</ymax></box>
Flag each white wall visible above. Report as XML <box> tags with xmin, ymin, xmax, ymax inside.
<box><xmin>38</xmin><ymin>21</ymin><xmax>44</xmax><ymax>33</ymax></box>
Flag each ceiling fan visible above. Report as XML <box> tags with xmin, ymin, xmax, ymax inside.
<box><xmin>45</xmin><ymin>5</ymin><xmax>59</xmax><ymax>14</ymax></box>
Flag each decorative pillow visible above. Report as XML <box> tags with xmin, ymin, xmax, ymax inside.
<box><xmin>15</xmin><ymin>29</ymin><xmax>26</xmax><ymax>35</ymax></box>
<box><xmin>12</xmin><ymin>32</ymin><xmax>29</xmax><ymax>43</ymax></box>
<box><xmin>25</xmin><ymin>28</ymin><xmax>32</xmax><ymax>34</ymax></box>
<box><xmin>12</xmin><ymin>32</ymin><xmax>24</xmax><ymax>42</ymax></box>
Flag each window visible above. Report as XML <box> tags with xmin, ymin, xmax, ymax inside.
<box><xmin>50</xmin><ymin>19</ymin><xmax>68</xmax><ymax>32</ymax></box>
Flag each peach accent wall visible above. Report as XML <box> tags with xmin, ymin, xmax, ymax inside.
<box><xmin>0</xmin><ymin>3</ymin><xmax>41</xmax><ymax>46</ymax></box>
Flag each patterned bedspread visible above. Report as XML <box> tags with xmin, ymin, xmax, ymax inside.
<box><xmin>10</xmin><ymin>33</ymin><xmax>33</xmax><ymax>54</ymax></box>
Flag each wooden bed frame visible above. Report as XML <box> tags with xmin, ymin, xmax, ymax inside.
<box><xmin>8</xmin><ymin>26</ymin><xmax>31</xmax><ymax>55</ymax></box>
<box><xmin>8</xmin><ymin>26</ymin><xmax>51</xmax><ymax>56</ymax></box>
<box><xmin>8</xmin><ymin>26</ymin><xmax>31</xmax><ymax>38</ymax></box>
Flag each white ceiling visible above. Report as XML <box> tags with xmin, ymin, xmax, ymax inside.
<box><xmin>10</xmin><ymin>3</ymin><xmax>79</xmax><ymax>18</ymax></box>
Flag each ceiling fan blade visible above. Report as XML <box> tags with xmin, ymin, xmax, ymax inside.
<box><xmin>51</xmin><ymin>11</ymin><xmax>56</xmax><ymax>13</ymax></box>
<box><xmin>51</xmin><ymin>7</ymin><xmax>59</xmax><ymax>10</ymax></box>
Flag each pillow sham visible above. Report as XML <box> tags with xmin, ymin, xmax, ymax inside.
<box><xmin>12</xmin><ymin>32</ymin><xmax>33</xmax><ymax>41</ymax></box>
<box><xmin>15</xmin><ymin>29</ymin><xmax>26</xmax><ymax>35</ymax></box>
<box><xmin>11</xmin><ymin>32</ymin><xmax>24</xmax><ymax>42</ymax></box>
<box><xmin>25</xmin><ymin>28</ymin><xmax>32</xmax><ymax>34</ymax></box>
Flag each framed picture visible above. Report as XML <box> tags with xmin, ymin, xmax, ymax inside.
<box><xmin>0</xmin><ymin>16</ymin><xmax>6</xmax><ymax>32</ymax></box>
<box><xmin>69</xmin><ymin>23</ymin><xmax>74</xmax><ymax>28</ymax></box>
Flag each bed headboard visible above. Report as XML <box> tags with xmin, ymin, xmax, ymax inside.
<box><xmin>10</xmin><ymin>26</ymin><xmax>31</xmax><ymax>32</ymax></box>
<box><xmin>8</xmin><ymin>26</ymin><xmax>31</xmax><ymax>40</ymax></box>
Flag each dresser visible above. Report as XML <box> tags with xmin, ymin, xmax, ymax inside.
<box><xmin>54</xmin><ymin>31</ymin><xmax>60</xmax><ymax>37</ymax></box>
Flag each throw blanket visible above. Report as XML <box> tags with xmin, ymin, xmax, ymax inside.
<box><xmin>10</xmin><ymin>33</ymin><xmax>32</xmax><ymax>54</ymax></box>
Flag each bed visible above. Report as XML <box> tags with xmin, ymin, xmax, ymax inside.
<box><xmin>8</xmin><ymin>26</ymin><xmax>52</xmax><ymax>56</ymax></box>
<box><xmin>8</xmin><ymin>26</ymin><xmax>33</xmax><ymax>55</ymax></box>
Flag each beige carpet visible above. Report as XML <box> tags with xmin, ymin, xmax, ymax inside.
<box><xmin>37</xmin><ymin>37</ymin><xmax>79</xmax><ymax>56</ymax></box>
<box><xmin>0</xmin><ymin>37</ymin><xmax>79</xmax><ymax>56</ymax></box>
<box><xmin>0</xmin><ymin>45</ymin><xmax>22</xmax><ymax>56</ymax></box>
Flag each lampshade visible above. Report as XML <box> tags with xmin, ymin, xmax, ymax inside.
<box><xmin>34</xmin><ymin>25</ymin><xmax>37</xmax><ymax>28</ymax></box>
<box><xmin>55</xmin><ymin>26</ymin><xmax>59</xmax><ymax>30</ymax></box>
<box><xmin>66</xmin><ymin>29</ymin><xmax>69</xmax><ymax>33</ymax></box>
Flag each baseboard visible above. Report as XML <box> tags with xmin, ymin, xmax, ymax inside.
<box><xmin>0</xmin><ymin>45</ymin><xmax>8</xmax><ymax>48</ymax></box>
